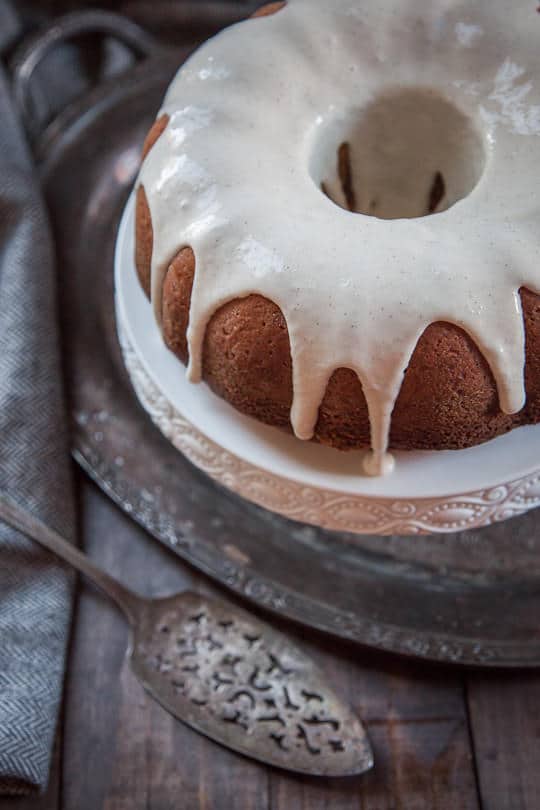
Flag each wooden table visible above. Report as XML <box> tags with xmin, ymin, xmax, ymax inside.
<box><xmin>2</xmin><ymin>473</ymin><xmax>540</xmax><ymax>810</ymax></box>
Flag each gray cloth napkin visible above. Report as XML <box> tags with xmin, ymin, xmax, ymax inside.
<box><xmin>0</xmin><ymin>12</ymin><xmax>76</xmax><ymax>796</ymax></box>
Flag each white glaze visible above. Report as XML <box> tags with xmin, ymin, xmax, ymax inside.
<box><xmin>137</xmin><ymin>0</ymin><xmax>540</xmax><ymax>476</ymax></box>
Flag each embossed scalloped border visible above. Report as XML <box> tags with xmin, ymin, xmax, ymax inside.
<box><xmin>118</xmin><ymin>320</ymin><xmax>540</xmax><ymax>536</ymax></box>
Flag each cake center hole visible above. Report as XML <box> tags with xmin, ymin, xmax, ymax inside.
<box><xmin>313</xmin><ymin>88</ymin><xmax>486</xmax><ymax>220</ymax></box>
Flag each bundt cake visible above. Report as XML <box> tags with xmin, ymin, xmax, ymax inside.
<box><xmin>134</xmin><ymin>0</ymin><xmax>540</xmax><ymax>475</ymax></box>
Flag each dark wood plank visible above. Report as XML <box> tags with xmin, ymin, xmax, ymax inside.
<box><xmin>62</xmin><ymin>478</ymin><xmax>480</xmax><ymax>809</ymax></box>
<box><xmin>102</xmin><ymin>665</ymin><xmax>271</xmax><ymax>810</ymax></box>
<box><xmin>61</xmin><ymin>486</ymin><xmax>141</xmax><ymax>810</ymax></box>
<box><xmin>62</xmin><ymin>478</ymin><xmax>269</xmax><ymax>810</ymax></box>
<box><xmin>0</xmin><ymin>729</ymin><xmax>61</xmax><ymax>810</ymax></box>
<box><xmin>269</xmin><ymin>641</ymin><xmax>479</xmax><ymax>810</ymax></box>
<box><xmin>468</xmin><ymin>672</ymin><xmax>540</xmax><ymax>810</ymax></box>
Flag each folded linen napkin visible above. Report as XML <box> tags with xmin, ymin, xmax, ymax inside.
<box><xmin>0</xmin><ymin>4</ymin><xmax>75</xmax><ymax>794</ymax></box>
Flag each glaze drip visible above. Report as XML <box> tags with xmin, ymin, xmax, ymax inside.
<box><xmin>138</xmin><ymin>0</ymin><xmax>540</xmax><ymax>476</ymax></box>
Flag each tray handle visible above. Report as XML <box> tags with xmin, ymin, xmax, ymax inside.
<box><xmin>11</xmin><ymin>10</ymin><xmax>159</xmax><ymax>142</ymax></box>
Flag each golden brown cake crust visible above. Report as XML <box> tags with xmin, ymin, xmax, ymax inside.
<box><xmin>134</xmin><ymin>11</ymin><xmax>540</xmax><ymax>453</ymax></box>
<box><xmin>142</xmin><ymin>114</ymin><xmax>169</xmax><ymax>161</ymax></box>
<box><xmin>135</xmin><ymin>115</ymin><xmax>170</xmax><ymax>297</ymax></box>
<box><xmin>135</xmin><ymin>186</ymin><xmax>152</xmax><ymax>297</ymax></box>
<box><xmin>252</xmin><ymin>3</ymin><xmax>287</xmax><ymax>18</ymax></box>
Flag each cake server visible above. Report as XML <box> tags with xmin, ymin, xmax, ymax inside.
<box><xmin>0</xmin><ymin>492</ymin><xmax>373</xmax><ymax>777</ymax></box>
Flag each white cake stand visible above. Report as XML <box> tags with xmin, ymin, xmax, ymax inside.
<box><xmin>115</xmin><ymin>195</ymin><xmax>540</xmax><ymax>535</ymax></box>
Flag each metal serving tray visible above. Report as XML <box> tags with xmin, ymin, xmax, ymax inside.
<box><xmin>16</xmin><ymin>6</ymin><xmax>540</xmax><ymax>667</ymax></box>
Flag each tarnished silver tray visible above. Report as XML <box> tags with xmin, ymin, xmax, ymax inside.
<box><xmin>18</xmin><ymin>7</ymin><xmax>540</xmax><ymax>667</ymax></box>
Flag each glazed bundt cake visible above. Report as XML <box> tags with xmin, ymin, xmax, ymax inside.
<box><xmin>134</xmin><ymin>0</ymin><xmax>540</xmax><ymax>475</ymax></box>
